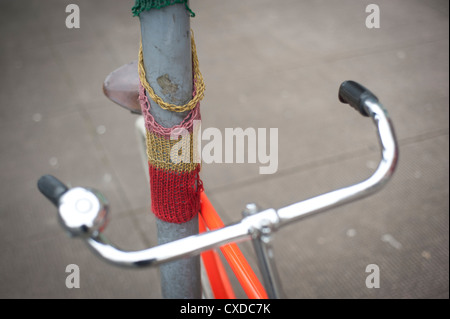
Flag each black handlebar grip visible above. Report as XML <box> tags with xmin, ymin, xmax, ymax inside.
<box><xmin>338</xmin><ymin>81</ymin><xmax>379</xmax><ymax>117</ymax></box>
<box><xmin>37</xmin><ymin>175</ymin><xmax>69</xmax><ymax>207</ymax></box>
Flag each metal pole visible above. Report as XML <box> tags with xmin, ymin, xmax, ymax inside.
<box><xmin>139</xmin><ymin>4</ymin><xmax>201</xmax><ymax>299</ymax></box>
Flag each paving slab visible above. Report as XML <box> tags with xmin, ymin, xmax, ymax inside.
<box><xmin>0</xmin><ymin>0</ymin><xmax>447</xmax><ymax>299</ymax></box>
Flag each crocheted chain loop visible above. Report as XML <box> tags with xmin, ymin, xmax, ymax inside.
<box><xmin>138</xmin><ymin>30</ymin><xmax>205</xmax><ymax>112</ymax></box>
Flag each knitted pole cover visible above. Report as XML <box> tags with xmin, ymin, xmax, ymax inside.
<box><xmin>135</xmin><ymin>1</ymin><xmax>202</xmax><ymax>223</ymax></box>
<box><xmin>139</xmin><ymin>84</ymin><xmax>203</xmax><ymax>223</ymax></box>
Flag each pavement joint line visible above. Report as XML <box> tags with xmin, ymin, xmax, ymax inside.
<box><xmin>398</xmin><ymin>128</ymin><xmax>448</xmax><ymax>146</ymax></box>
<box><xmin>108</xmin><ymin>206</ymin><xmax>158</xmax><ymax>247</ymax></box>
<box><xmin>207</xmin><ymin>144</ymin><xmax>375</xmax><ymax>195</ymax></box>
<box><xmin>113</xmin><ymin>206</ymin><xmax>152</xmax><ymax>218</ymax></box>
<box><xmin>101</xmin><ymin>202</ymin><xmax>156</xmax><ymax>247</ymax></box>
<box><xmin>322</xmin><ymin>36</ymin><xmax>449</xmax><ymax>65</ymax></box>
<box><xmin>213</xmin><ymin>36</ymin><xmax>449</xmax><ymax>83</ymax></box>
<box><xmin>63</xmin><ymin>99</ymin><xmax>155</xmax><ymax>249</ymax></box>
<box><xmin>206</xmin><ymin>128</ymin><xmax>449</xmax><ymax>195</ymax></box>
<box><xmin>2</xmin><ymin>227</ymin><xmax>66</xmax><ymax>248</ymax></box>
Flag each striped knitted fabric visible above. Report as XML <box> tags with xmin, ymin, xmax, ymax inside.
<box><xmin>138</xmin><ymin>83</ymin><xmax>203</xmax><ymax>223</ymax></box>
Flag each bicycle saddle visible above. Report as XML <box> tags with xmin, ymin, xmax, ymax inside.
<box><xmin>103</xmin><ymin>61</ymin><xmax>142</xmax><ymax>114</ymax></box>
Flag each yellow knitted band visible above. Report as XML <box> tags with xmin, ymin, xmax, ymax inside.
<box><xmin>138</xmin><ymin>30</ymin><xmax>205</xmax><ymax>112</ymax></box>
<box><xmin>146</xmin><ymin>129</ymin><xmax>200</xmax><ymax>173</ymax></box>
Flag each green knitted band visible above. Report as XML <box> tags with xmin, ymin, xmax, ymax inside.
<box><xmin>132</xmin><ymin>0</ymin><xmax>195</xmax><ymax>17</ymax></box>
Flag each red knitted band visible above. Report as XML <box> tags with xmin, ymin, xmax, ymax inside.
<box><xmin>148</xmin><ymin>165</ymin><xmax>203</xmax><ymax>223</ymax></box>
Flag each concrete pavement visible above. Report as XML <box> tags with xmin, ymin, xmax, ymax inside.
<box><xmin>0</xmin><ymin>0</ymin><xmax>448</xmax><ymax>298</ymax></box>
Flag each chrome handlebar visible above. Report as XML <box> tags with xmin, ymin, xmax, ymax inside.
<box><xmin>38</xmin><ymin>81</ymin><xmax>399</xmax><ymax>270</ymax></box>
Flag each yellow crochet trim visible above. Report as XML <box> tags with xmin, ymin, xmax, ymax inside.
<box><xmin>146</xmin><ymin>130</ymin><xmax>200</xmax><ymax>173</ymax></box>
<box><xmin>138</xmin><ymin>30</ymin><xmax>205</xmax><ymax>112</ymax></box>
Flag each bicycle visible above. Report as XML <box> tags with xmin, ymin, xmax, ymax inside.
<box><xmin>38</xmin><ymin>79</ymin><xmax>399</xmax><ymax>299</ymax></box>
